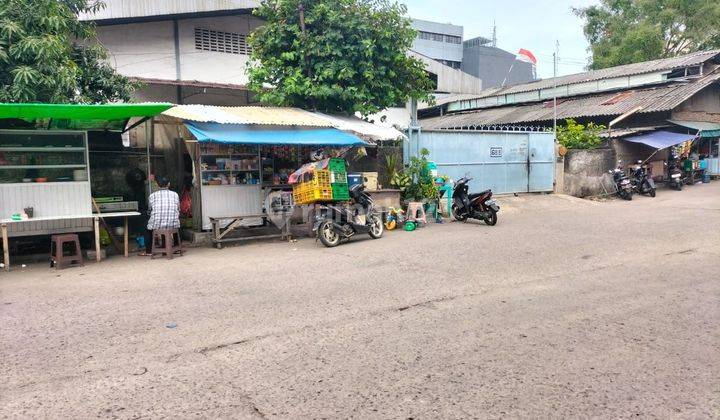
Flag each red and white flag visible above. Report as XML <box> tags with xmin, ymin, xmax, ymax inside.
<box><xmin>517</xmin><ymin>48</ymin><xmax>537</xmax><ymax>66</ymax></box>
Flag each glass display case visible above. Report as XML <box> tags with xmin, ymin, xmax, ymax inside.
<box><xmin>0</xmin><ymin>131</ymin><xmax>88</xmax><ymax>184</ymax></box>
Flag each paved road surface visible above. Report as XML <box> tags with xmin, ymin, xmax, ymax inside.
<box><xmin>1</xmin><ymin>183</ymin><xmax>719</xmax><ymax>418</ymax></box>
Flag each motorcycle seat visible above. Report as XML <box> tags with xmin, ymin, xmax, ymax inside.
<box><xmin>469</xmin><ymin>190</ymin><xmax>491</xmax><ymax>200</ymax></box>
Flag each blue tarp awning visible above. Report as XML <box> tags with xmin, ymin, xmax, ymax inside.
<box><xmin>623</xmin><ymin>130</ymin><xmax>697</xmax><ymax>149</ymax></box>
<box><xmin>185</xmin><ymin>122</ymin><xmax>366</xmax><ymax>146</ymax></box>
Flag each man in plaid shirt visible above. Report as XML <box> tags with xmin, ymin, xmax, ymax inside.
<box><xmin>142</xmin><ymin>176</ymin><xmax>180</xmax><ymax>255</ymax></box>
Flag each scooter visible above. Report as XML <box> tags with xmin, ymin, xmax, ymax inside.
<box><xmin>313</xmin><ymin>184</ymin><xmax>384</xmax><ymax>247</ymax></box>
<box><xmin>610</xmin><ymin>165</ymin><xmax>634</xmax><ymax>200</ymax></box>
<box><xmin>631</xmin><ymin>161</ymin><xmax>656</xmax><ymax>197</ymax></box>
<box><xmin>666</xmin><ymin>149</ymin><xmax>684</xmax><ymax>191</ymax></box>
<box><xmin>451</xmin><ymin>177</ymin><xmax>500</xmax><ymax>226</ymax></box>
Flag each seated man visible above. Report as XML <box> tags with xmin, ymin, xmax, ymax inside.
<box><xmin>141</xmin><ymin>175</ymin><xmax>180</xmax><ymax>256</ymax></box>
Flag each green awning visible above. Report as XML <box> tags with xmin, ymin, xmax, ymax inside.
<box><xmin>668</xmin><ymin>120</ymin><xmax>720</xmax><ymax>138</ymax></box>
<box><xmin>0</xmin><ymin>102</ymin><xmax>173</xmax><ymax>131</ymax></box>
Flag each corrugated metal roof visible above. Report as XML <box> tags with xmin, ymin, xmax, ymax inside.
<box><xmin>162</xmin><ymin>105</ymin><xmax>404</xmax><ymax>142</ymax></box>
<box><xmin>312</xmin><ymin>113</ymin><xmax>407</xmax><ymax>141</ymax></box>
<box><xmin>473</xmin><ymin>50</ymin><xmax>720</xmax><ymax>97</ymax></box>
<box><xmin>421</xmin><ymin>72</ymin><xmax>720</xmax><ymax>129</ymax></box>
<box><xmin>163</xmin><ymin>105</ymin><xmax>334</xmax><ymax>127</ymax></box>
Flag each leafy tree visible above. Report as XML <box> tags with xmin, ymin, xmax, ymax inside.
<box><xmin>575</xmin><ymin>0</ymin><xmax>720</xmax><ymax>69</ymax></box>
<box><xmin>247</xmin><ymin>0</ymin><xmax>434</xmax><ymax>116</ymax></box>
<box><xmin>0</xmin><ymin>0</ymin><xmax>135</xmax><ymax>103</ymax></box>
<box><xmin>556</xmin><ymin>119</ymin><xmax>605</xmax><ymax>150</ymax></box>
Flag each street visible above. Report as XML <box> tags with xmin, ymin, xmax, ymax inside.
<box><xmin>1</xmin><ymin>184</ymin><xmax>719</xmax><ymax>418</ymax></box>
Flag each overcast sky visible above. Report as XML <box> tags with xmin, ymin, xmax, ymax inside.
<box><xmin>400</xmin><ymin>0</ymin><xmax>600</xmax><ymax>79</ymax></box>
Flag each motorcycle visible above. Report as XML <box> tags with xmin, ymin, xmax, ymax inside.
<box><xmin>631</xmin><ymin>161</ymin><xmax>656</xmax><ymax>197</ymax></box>
<box><xmin>451</xmin><ymin>177</ymin><xmax>500</xmax><ymax>226</ymax></box>
<box><xmin>666</xmin><ymin>149</ymin><xmax>684</xmax><ymax>191</ymax></box>
<box><xmin>610</xmin><ymin>165</ymin><xmax>634</xmax><ymax>200</ymax></box>
<box><xmin>313</xmin><ymin>184</ymin><xmax>384</xmax><ymax>247</ymax></box>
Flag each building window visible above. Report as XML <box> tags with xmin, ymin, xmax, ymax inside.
<box><xmin>438</xmin><ymin>59</ymin><xmax>462</xmax><ymax>69</ymax></box>
<box><xmin>444</xmin><ymin>35</ymin><xmax>461</xmax><ymax>44</ymax></box>
<box><xmin>418</xmin><ymin>30</ymin><xmax>462</xmax><ymax>44</ymax></box>
<box><xmin>419</xmin><ymin>31</ymin><xmax>445</xmax><ymax>42</ymax></box>
<box><xmin>194</xmin><ymin>27</ymin><xmax>251</xmax><ymax>55</ymax></box>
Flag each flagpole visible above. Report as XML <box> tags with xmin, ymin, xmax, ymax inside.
<box><xmin>501</xmin><ymin>61</ymin><xmax>515</xmax><ymax>87</ymax></box>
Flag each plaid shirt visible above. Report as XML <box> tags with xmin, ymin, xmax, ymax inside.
<box><xmin>147</xmin><ymin>189</ymin><xmax>180</xmax><ymax>230</ymax></box>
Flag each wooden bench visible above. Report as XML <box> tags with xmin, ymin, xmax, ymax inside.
<box><xmin>209</xmin><ymin>213</ymin><xmax>291</xmax><ymax>249</ymax></box>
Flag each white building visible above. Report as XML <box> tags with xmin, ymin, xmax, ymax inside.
<box><xmin>80</xmin><ymin>0</ymin><xmax>263</xmax><ymax>105</ymax></box>
<box><xmin>81</xmin><ymin>1</ymin><xmax>483</xmax><ymax>117</ymax></box>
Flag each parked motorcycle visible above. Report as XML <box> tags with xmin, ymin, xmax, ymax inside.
<box><xmin>610</xmin><ymin>165</ymin><xmax>634</xmax><ymax>200</ymax></box>
<box><xmin>451</xmin><ymin>177</ymin><xmax>500</xmax><ymax>226</ymax></box>
<box><xmin>313</xmin><ymin>184</ymin><xmax>383</xmax><ymax>247</ymax></box>
<box><xmin>631</xmin><ymin>161</ymin><xmax>656</xmax><ymax>197</ymax></box>
<box><xmin>666</xmin><ymin>148</ymin><xmax>684</xmax><ymax>191</ymax></box>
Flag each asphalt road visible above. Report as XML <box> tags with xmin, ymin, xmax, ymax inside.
<box><xmin>1</xmin><ymin>183</ymin><xmax>719</xmax><ymax>418</ymax></box>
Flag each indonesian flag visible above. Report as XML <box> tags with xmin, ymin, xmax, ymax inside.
<box><xmin>517</xmin><ymin>48</ymin><xmax>537</xmax><ymax>66</ymax></box>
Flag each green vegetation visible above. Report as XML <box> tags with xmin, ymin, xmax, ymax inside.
<box><xmin>247</xmin><ymin>0</ymin><xmax>434</xmax><ymax>116</ymax></box>
<box><xmin>556</xmin><ymin>119</ymin><xmax>605</xmax><ymax>150</ymax></box>
<box><xmin>0</xmin><ymin>0</ymin><xmax>136</xmax><ymax>103</ymax></box>
<box><xmin>400</xmin><ymin>148</ymin><xmax>438</xmax><ymax>202</ymax></box>
<box><xmin>575</xmin><ymin>0</ymin><xmax>720</xmax><ymax>69</ymax></box>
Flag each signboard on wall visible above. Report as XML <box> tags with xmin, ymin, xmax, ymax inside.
<box><xmin>490</xmin><ymin>147</ymin><xmax>503</xmax><ymax>158</ymax></box>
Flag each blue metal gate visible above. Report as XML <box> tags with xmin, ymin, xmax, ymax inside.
<box><xmin>406</xmin><ymin>130</ymin><xmax>555</xmax><ymax>194</ymax></box>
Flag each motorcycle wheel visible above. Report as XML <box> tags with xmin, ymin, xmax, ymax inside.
<box><xmin>452</xmin><ymin>204</ymin><xmax>468</xmax><ymax>222</ymax></box>
<box><xmin>318</xmin><ymin>220</ymin><xmax>341</xmax><ymax>247</ymax></box>
<box><xmin>368</xmin><ymin>214</ymin><xmax>384</xmax><ymax>239</ymax></box>
<box><xmin>484</xmin><ymin>209</ymin><xmax>498</xmax><ymax>226</ymax></box>
<box><xmin>677</xmin><ymin>182</ymin><xmax>683</xmax><ymax>191</ymax></box>
<box><xmin>649</xmin><ymin>188</ymin><xmax>656</xmax><ymax>197</ymax></box>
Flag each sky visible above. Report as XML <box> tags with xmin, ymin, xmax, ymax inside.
<box><xmin>400</xmin><ymin>0</ymin><xmax>600</xmax><ymax>79</ymax></box>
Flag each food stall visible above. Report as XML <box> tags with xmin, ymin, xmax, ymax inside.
<box><xmin>158</xmin><ymin>106</ymin><xmax>406</xmax><ymax>237</ymax></box>
<box><xmin>0</xmin><ymin>103</ymin><xmax>172</xmax><ymax>270</ymax></box>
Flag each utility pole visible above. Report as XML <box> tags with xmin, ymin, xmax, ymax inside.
<box><xmin>553</xmin><ymin>40</ymin><xmax>559</xmax><ymax>135</ymax></box>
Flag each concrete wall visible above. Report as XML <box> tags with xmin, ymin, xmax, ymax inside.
<box><xmin>563</xmin><ymin>149</ymin><xmax>616</xmax><ymax>198</ymax></box>
<box><xmin>132</xmin><ymin>83</ymin><xmax>255</xmax><ymax>106</ymax></box>
<box><xmin>95</xmin><ymin>14</ymin><xmax>263</xmax><ymax>85</ymax></box>
<box><xmin>410</xmin><ymin>51</ymin><xmax>483</xmax><ymax>94</ymax></box>
<box><xmin>673</xmin><ymin>84</ymin><xmax>720</xmax><ymax>123</ymax></box>
<box><xmin>411</xmin><ymin>19</ymin><xmax>463</xmax><ymax>64</ymax></box>
<box><xmin>462</xmin><ymin>45</ymin><xmax>535</xmax><ymax>88</ymax></box>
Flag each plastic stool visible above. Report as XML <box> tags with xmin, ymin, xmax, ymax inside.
<box><xmin>151</xmin><ymin>229</ymin><xmax>183</xmax><ymax>260</ymax></box>
<box><xmin>50</xmin><ymin>234</ymin><xmax>84</xmax><ymax>269</ymax></box>
<box><xmin>405</xmin><ymin>202</ymin><xmax>427</xmax><ymax>225</ymax></box>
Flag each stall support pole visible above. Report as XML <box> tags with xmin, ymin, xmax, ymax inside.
<box><xmin>2</xmin><ymin>223</ymin><xmax>9</xmax><ymax>271</ymax></box>
<box><xmin>94</xmin><ymin>217</ymin><xmax>101</xmax><ymax>262</ymax></box>
<box><xmin>124</xmin><ymin>216</ymin><xmax>129</xmax><ymax>257</ymax></box>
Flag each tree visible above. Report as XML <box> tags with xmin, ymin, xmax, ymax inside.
<box><xmin>556</xmin><ymin>119</ymin><xmax>605</xmax><ymax>150</ymax></box>
<box><xmin>575</xmin><ymin>0</ymin><xmax>720</xmax><ymax>69</ymax></box>
<box><xmin>247</xmin><ymin>0</ymin><xmax>434</xmax><ymax>116</ymax></box>
<box><xmin>0</xmin><ymin>0</ymin><xmax>135</xmax><ymax>103</ymax></box>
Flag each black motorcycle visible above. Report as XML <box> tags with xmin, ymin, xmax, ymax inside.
<box><xmin>451</xmin><ymin>177</ymin><xmax>500</xmax><ymax>226</ymax></box>
<box><xmin>666</xmin><ymin>149</ymin><xmax>684</xmax><ymax>191</ymax></box>
<box><xmin>631</xmin><ymin>161</ymin><xmax>656</xmax><ymax>197</ymax></box>
<box><xmin>610</xmin><ymin>166</ymin><xmax>634</xmax><ymax>200</ymax></box>
<box><xmin>313</xmin><ymin>184</ymin><xmax>384</xmax><ymax>247</ymax></box>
